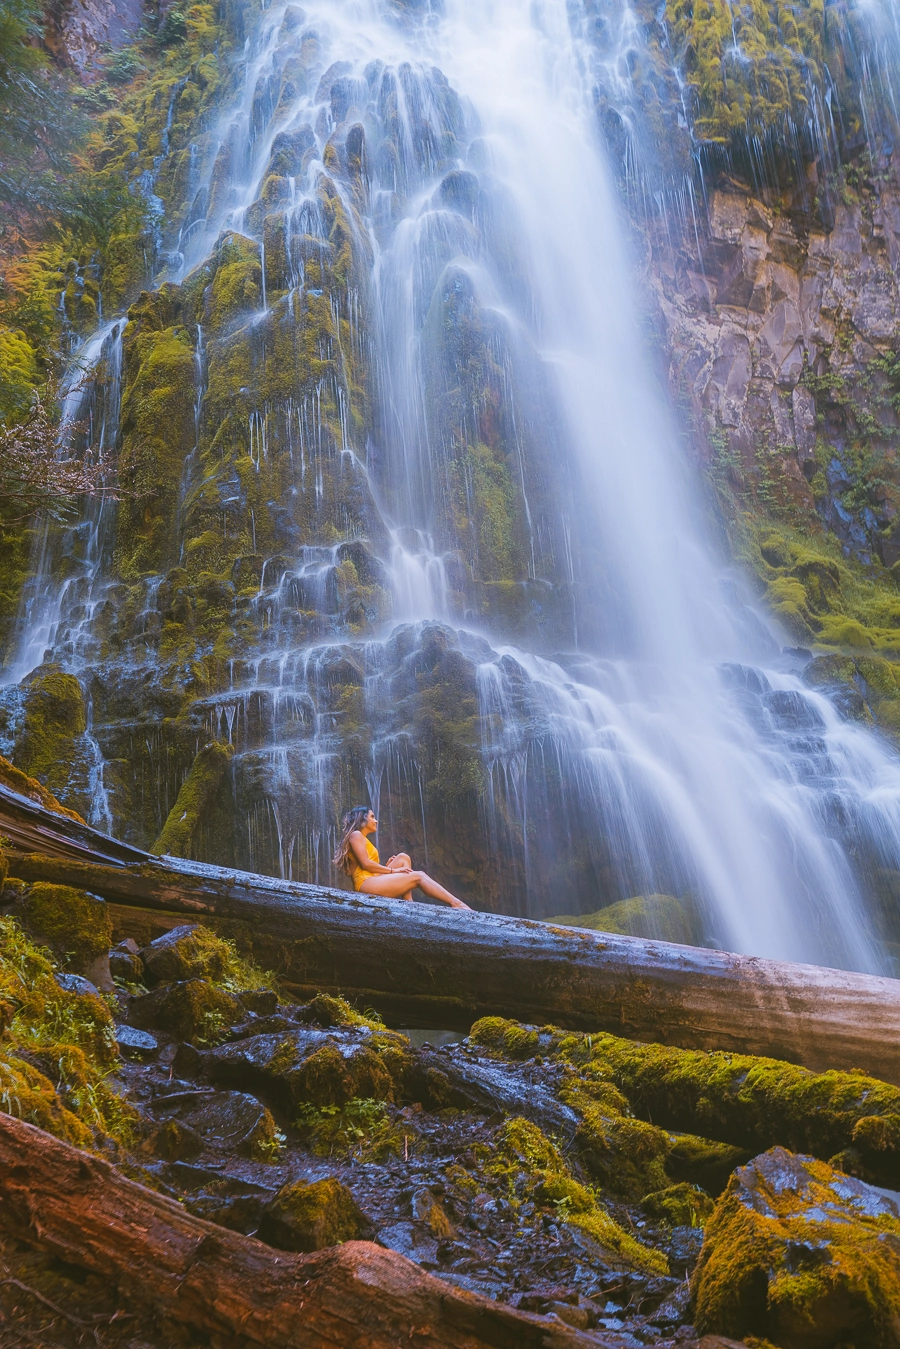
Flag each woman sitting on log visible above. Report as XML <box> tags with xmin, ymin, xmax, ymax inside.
<box><xmin>334</xmin><ymin>806</ymin><xmax>472</xmax><ymax>910</ymax></box>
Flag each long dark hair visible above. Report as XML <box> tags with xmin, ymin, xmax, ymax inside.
<box><xmin>333</xmin><ymin>805</ymin><xmax>372</xmax><ymax>875</ymax></box>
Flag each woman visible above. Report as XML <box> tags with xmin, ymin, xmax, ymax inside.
<box><xmin>333</xmin><ymin>806</ymin><xmax>472</xmax><ymax>910</ymax></box>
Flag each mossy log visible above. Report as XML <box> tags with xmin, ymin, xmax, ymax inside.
<box><xmin>6</xmin><ymin>784</ymin><xmax>900</xmax><ymax>1084</ymax></box>
<box><xmin>0</xmin><ymin>1114</ymin><xmax>597</xmax><ymax>1349</ymax></box>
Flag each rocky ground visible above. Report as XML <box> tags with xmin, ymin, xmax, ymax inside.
<box><xmin>0</xmin><ymin>882</ymin><xmax>899</xmax><ymax>1348</ymax></box>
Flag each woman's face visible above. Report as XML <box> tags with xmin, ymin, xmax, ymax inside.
<box><xmin>366</xmin><ymin>810</ymin><xmax>377</xmax><ymax>831</ymax></box>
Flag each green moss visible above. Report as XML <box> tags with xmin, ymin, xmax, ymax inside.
<box><xmin>0</xmin><ymin>753</ymin><xmax>85</xmax><ymax>822</ymax></box>
<box><xmin>0</xmin><ymin>916</ymin><xmax>137</xmax><ymax>1146</ymax></box>
<box><xmin>141</xmin><ymin>923</ymin><xmax>274</xmax><ymax>991</ymax></box>
<box><xmin>129</xmin><ymin>978</ymin><xmax>242</xmax><ymax>1045</ymax></box>
<box><xmin>21</xmin><ymin>883</ymin><xmax>112</xmax><ymax>971</ymax></box>
<box><xmin>287</xmin><ymin>1042</ymin><xmax>394</xmax><ymax>1109</ymax></box>
<box><xmin>490</xmin><ymin>1115</ymin><xmax>668</xmax><ymax>1274</ymax></box>
<box><xmin>469</xmin><ymin>1015</ymin><xmax>541</xmax><ymax>1059</ymax></box>
<box><xmin>641</xmin><ymin>1182</ymin><xmax>714</xmax><ymax>1226</ymax></box>
<box><xmin>554</xmin><ymin>1028</ymin><xmax>900</xmax><ymax>1187</ymax></box>
<box><xmin>547</xmin><ymin>894</ymin><xmax>697</xmax><ymax>945</ymax></box>
<box><xmin>258</xmin><ymin>1176</ymin><xmax>367</xmax><ymax>1251</ymax></box>
<box><xmin>665</xmin><ymin>0</ymin><xmax>824</xmax><ymax>146</ymax></box>
<box><xmin>115</xmin><ymin>312</ymin><xmax>197</xmax><ymax>580</ymax></box>
<box><xmin>294</xmin><ymin>1097</ymin><xmax>408</xmax><ymax>1160</ymax></box>
<box><xmin>206</xmin><ymin>233</ymin><xmax>262</xmax><ymax>327</ymax></box>
<box><xmin>152</xmin><ymin>741</ymin><xmax>234</xmax><ymax>857</ymax></box>
<box><xmin>13</xmin><ymin>667</ymin><xmax>87</xmax><ymax>804</ymax></box>
<box><xmin>300</xmin><ymin>993</ymin><xmax>385</xmax><ymax>1031</ymax></box>
<box><xmin>692</xmin><ymin>1148</ymin><xmax>900</xmax><ymax>1344</ymax></box>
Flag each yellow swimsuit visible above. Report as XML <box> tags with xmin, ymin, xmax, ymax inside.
<box><xmin>350</xmin><ymin>835</ymin><xmax>380</xmax><ymax>891</ymax></box>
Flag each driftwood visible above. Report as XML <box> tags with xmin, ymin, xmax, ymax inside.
<box><xmin>5</xmin><ymin>782</ymin><xmax>900</xmax><ymax>1084</ymax></box>
<box><xmin>0</xmin><ymin>1112</ymin><xmax>596</xmax><ymax>1348</ymax></box>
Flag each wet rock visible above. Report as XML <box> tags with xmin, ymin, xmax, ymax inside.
<box><xmin>227</xmin><ymin>1013</ymin><xmax>296</xmax><ymax>1040</ymax></box>
<box><xmin>257</xmin><ymin>1176</ymin><xmax>367</xmax><ymax>1252</ymax></box>
<box><xmin>54</xmin><ymin>972</ymin><xmax>99</xmax><ymax>996</ymax></box>
<box><xmin>109</xmin><ymin>939</ymin><xmax>144</xmax><ymax>984</ymax></box>
<box><xmin>692</xmin><ymin>1146</ymin><xmax>900</xmax><ymax>1346</ymax></box>
<box><xmin>185</xmin><ymin>1090</ymin><xmax>278</xmax><ymax>1159</ymax></box>
<box><xmin>138</xmin><ymin>925</ymin><xmax>232</xmax><ymax>985</ymax></box>
<box><xmin>128</xmin><ymin>979</ymin><xmax>242</xmax><ymax>1044</ymax></box>
<box><xmin>114</xmin><ymin>1024</ymin><xmax>158</xmax><ymax>1057</ymax></box>
<box><xmin>378</xmin><ymin>1220</ymin><xmax>439</xmax><ymax>1266</ymax></box>
<box><xmin>154</xmin><ymin>1118</ymin><xmax>203</xmax><ymax>1161</ymax></box>
<box><xmin>237</xmin><ymin>989</ymin><xmax>278</xmax><ymax>1017</ymax></box>
<box><xmin>205</xmin><ymin>1028</ymin><xmax>395</xmax><ymax>1111</ymax></box>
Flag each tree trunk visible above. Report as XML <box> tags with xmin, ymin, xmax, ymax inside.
<box><xmin>0</xmin><ymin>1112</ymin><xmax>595</xmax><ymax>1349</ymax></box>
<box><xmin>5</xmin><ymin>781</ymin><xmax>900</xmax><ymax>1085</ymax></box>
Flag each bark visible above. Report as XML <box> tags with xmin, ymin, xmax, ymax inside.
<box><xmin>5</xmin><ymin>783</ymin><xmax>900</xmax><ymax>1085</ymax></box>
<box><xmin>0</xmin><ymin>1112</ymin><xmax>595</xmax><ymax>1349</ymax></box>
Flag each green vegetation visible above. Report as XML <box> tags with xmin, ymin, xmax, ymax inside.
<box><xmin>21</xmin><ymin>883</ymin><xmax>112</xmax><ymax>972</ymax></box>
<box><xmin>693</xmin><ymin>1148</ymin><xmax>900</xmax><ymax>1344</ymax></box>
<box><xmin>152</xmin><ymin>741</ymin><xmax>235</xmax><ymax>857</ymax></box>
<box><xmin>547</xmin><ymin>894</ymin><xmax>698</xmax><ymax>944</ymax></box>
<box><xmin>664</xmin><ymin>0</ymin><xmax>824</xmax><ymax>145</ymax></box>
<box><xmin>472</xmin><ymin>1016</ymin><xmax>900</xmax><ymax>1188</ymax></box>
<box><xmin>258</xmin><ymin>1176</ymin><xmax>367</xmax><ymax>1251</ymax></box>
<box><xmin>0</xmin><ymin>914</ymin><xmax>136</xmax><ymax>1146</ymax></box>
<box><xmin>489</xmin><ymin>1115</ymin><xmax>668</xmax><ymax>1273</ymax></box>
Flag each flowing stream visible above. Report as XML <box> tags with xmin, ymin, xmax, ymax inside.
<box><xmin>6</xmin><ymin>0</ymin><xmax>900</xmax><ymax>972</ymax></box>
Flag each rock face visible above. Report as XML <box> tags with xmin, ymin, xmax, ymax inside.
<box><xmin>653</xmin><ymin>174</ymin><xmax>900</xmax><ymax>564</ymax></box>
<box><xmin>692</xmin><ymin>1145</ymin><xmax>900</xmax><ymax>1346</ymax></box>
<box><xmin>43</xmin><ymin>0</ymin><xmax>146</xmax><ymax>80</ymax></box>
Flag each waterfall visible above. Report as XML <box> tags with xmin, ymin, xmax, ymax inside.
<box><xmin>6</xmin><ymin>0</ymin><xmax>900</xmax><ymax>974</ymax></box>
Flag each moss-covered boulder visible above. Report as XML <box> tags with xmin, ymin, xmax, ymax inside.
<box><xmin>128</xmin><ymin>979</ymin><xmax>242</xmax><ymax>1044</ymax></box>
<box><xmin>12</xmin><ymin>666</ymin><xmax>88</xmax><ymax>813</ymax></box>
<box><xmin>151</xmin><ymin>741</ymin><xmax>234</xmax><ymax>858</ymax></box>
<box><xmin>138</xmin><ymin>922</ymin><xmax>272</xmax><ymax>998</ymax></box>
<box><xmin>547</xmin><ymin>894</ymin><xmax>697</xmax><ymax>945</ymax></box>
<box><xmin>206</xmin><ymin>1027</ymin><xmax>403</xmax><ymax>1113</ymax></box>
<box><xmin>257</xmin><ymin>1176</ymin><xmax>367</xmax><ymax>1252</ymax></box>
<box><xmin>20</xmin><ymin>884</ymin><xmax>112</xmax><ymax>983</ymax></box>
<box><xmin>692</xmin><ymin>1147</ymin><xmax>900</xmax><ymax>1346</ymax></box>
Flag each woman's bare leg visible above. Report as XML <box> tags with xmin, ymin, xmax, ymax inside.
<box><xmin>360</xmin><ymin>872</ymin><xmax>426</xmax><ymax>899</ymax></box>
<box><xmin>360</xmin><ymin>870</ymin><xmax>470</xmax><ymax>909</ymax></box>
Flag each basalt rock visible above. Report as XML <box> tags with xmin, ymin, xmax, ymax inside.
<box><xmin>692</xmin><ymin>1146</ymin><xmax>900</xmax><ymax>1347</ymax></box>
<box><xmin>257</xmin><ymin>1176</ymin><xmax>369</xmax><ymax>1252</ymax></box>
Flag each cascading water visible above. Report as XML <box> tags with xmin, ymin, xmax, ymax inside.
<box><xmin>6</xmin><ymin>0</ymin><xmax>900</xmax><ymax>975</ymax></box>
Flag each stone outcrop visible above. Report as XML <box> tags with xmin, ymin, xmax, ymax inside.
<box><xmin>692</xmin><ymin>1146</ymin><xmax>900</xmax><ymax>1346</ymax></box>
<box><xmin>652</xmin><ymin>170</ymin><xmax>900</xmax><ymax>563</ymax></box>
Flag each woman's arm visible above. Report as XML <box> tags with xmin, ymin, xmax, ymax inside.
<box><xmin>347</xmin><ymin>832</ymin><xmax>408</xmax><ymax>875</ymax></box>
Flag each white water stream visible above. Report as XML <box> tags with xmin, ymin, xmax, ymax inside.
<box><xmin>7</xmin><ymin>0</ymin><xmax>900</xmax><ymax>971</ymax></box>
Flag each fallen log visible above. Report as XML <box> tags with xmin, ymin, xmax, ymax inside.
<box><xmin>5</xmin><ymin>782</ymin><xmax>900</xmax><ymax>1084</ymax></box>
<box><xmin>0</xmin><ymin>1112</ymin><xmax>595</xmax><ymax>1348</ymax></box>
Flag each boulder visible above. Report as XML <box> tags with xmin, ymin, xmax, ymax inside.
<box><xmin>692</xmin><ymin>1146</ymin><xmax>900</xmax><ymax>1347</ymax></box>
<box><xmin>21</xmin><ymin>883</ymin><xmax>113</xmax><ymax>987</ymax></box>
<box><xmin>128</xmin><ymin>980</ymin><xmax>242</xmax><ymax>1045</ymax></box>
<box><xmin>257</xmin><ymin>1176</ymin><xmax>367</xmax><ymax>1252</ymax></box>
<box><xmin>186</xmin><ymin>1090</ymin><xmax>277</xmax><ymax>1159</ymax></box>
<box><xmin>206</xmin><ymin>1028</ymin><xmax>397</xmax><ymax>1112</ymax></box>
<box><xmin>139</xmin><ymin>925</ymin><xmax>231</xmax><ymax>984</ymax></box>
<box><xmin>109</xmin><ymin>938</ymin><xmax>144</xmax><ymax>984</ymax></box>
